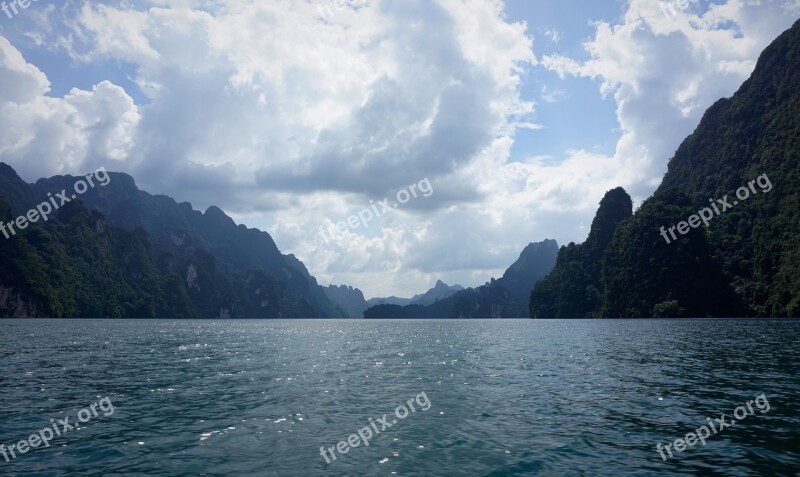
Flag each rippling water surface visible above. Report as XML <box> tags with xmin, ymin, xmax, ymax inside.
<box><xmin>1</xmin><ymin>319</ymin><xmax>799</xmax><ymax>476</ymax></box>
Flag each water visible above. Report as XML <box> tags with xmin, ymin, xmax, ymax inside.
<box><xmin>1</xmin><ymin>319</ymin><xmax>798</xmax><ymax>476</ymax></box>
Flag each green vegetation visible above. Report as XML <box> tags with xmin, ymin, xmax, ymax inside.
<box><xmin>0</xmin><ymin>196</ymin><xmax>192</xmax><ymax>317</ymax></box>
<box><xmin>0</xmin><ymin>166</ymin><xmax>326</xmax><ymax>318</ymax></box>
<box><xmin>529</xmin><ymin>188</ymin><xmax>631</xmax><ymax>318</ymax></box>
<box><xmin>599</xmin><ymin>189</ymin><xmax>743</xmax><ymax>318</ymax></box>
<box><xmin>530</xmin><ymin>19</ymin><xmax>800</xmax><ymax>318</ymax></box>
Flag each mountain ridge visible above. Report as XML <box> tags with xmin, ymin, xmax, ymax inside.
<box><xmin>0</xmin><ymin>164</ymin><xmax>341</xmax><ymax>318</ymax></box>
<box><xmin>530</xmin><ymin>18</ymin><xmax>800</xmax><ymax>318</ymax></box>
<box><xmin>364</xmin><ymin>239</ymin><xmax>559</xmax><ymax>318</ymax></box>
<box><xmin>324</xmin><ymin>280</ymin><xmax>466</xmax><ymax>318</ymax></box>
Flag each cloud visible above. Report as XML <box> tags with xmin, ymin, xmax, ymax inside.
<box><xmin>244</xmin><ymin>0</ymin><xmax>536</xmax><ymax>203</ymax></box>
<box><xmin>541</xmin><ymin>0</ymin><xmax>799</xmax><ymax>201</ymax></box>
<box><xmin>0</xmin><ymin>36</ymin><xmax>139</xmax><ymax>180</ymax></box>
<box><xmin>540</xmin><ymin>85</ymin><xmax>567</xmax><ymax>103</ymax></box>
<box><xmin>41</xmin><ymin>0</ymin><xmax>530</xmax><ymax>208</ymax></box>
<box><xmin>0</xmin><ymin>35</ymin><xmax>49</xmax><ymax>103</ymax></box>
<box><xmin>545</xmin><ymin>29</ymin><xmax>561</xmax><ymax>44</ymax></box>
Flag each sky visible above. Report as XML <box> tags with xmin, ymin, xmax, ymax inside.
<box><xmin>1</xmin><ymin>0</ymin><xmax>798</xmax><ymax>298</ymax></box>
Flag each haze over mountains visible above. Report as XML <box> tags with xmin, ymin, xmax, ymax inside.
<box><xmin>330</xmin><ymin>239</ymin><xmax>564</xmax><ymax>319</ymax></box>
<box><xmin>323</xmin><ymin>280</ymin><xmax>465</xmax><ymax>318</ymax></box>
<box><xmin>364</xmin><ymin>240</ymin><xmax>559</xmax><ymax>318</ymax></box>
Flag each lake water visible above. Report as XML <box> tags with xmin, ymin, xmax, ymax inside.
<box><xmin>1</xmin><ymin>319</ymin><xmax>798</xmax><ymax>476</ymax></box>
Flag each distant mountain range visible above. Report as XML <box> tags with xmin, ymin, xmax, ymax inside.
<box><xmin>363</xmin><ymin>240</ymin><xmax>559</xmax><ymax>318</ymax></box>
<box><xmin>323</xmin><ymin>280</ymin><xmax>465</xmax><ymax>318</ymax></box>
<box><xmin>407</xmin><ymin>280</ymin><xmax>466</xmax><ymax>306</ymax></box>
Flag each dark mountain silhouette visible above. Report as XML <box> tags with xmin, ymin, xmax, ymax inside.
<box><xmin>325</xmin><ymin>280</ymin><xmax>465</xmax><ymax>318</ymax></box>
<box><xmin>323</xmin><ymin>285</ymin><xmax>368</xmax><ymax>318</ymax></box>
<box><xmin>0</xmin><ymin>165</ymin><xmax>339</xmax><ymax>318</ymax></box>
<box><xmin>410</xmin><ymin>280</ymin><xmax>466</xmax><ymax>306</ymax></box>
<box><xmin>364</xmin><ymin>239</ymin><xmax>558</xmax><ymax>318</ymax></box>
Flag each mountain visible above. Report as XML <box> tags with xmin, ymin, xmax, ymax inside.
<box><xmin>323</xmin><ymin>285</ymin><xmax>368</xmax><ymax>318</ymax></box>
<box><xmin>0</xmin><ymin>194</ymin><xmax>196</xmax><ymax>318</ymax></box>
<box><xmin>325</xmin><ymin>280</ymin><xmax>465</xmax><ymax>317</ymax></box>
<box><xmin>0</xmin><ymin>164</ymin><xmax>340</xmax><ymax>318</ymax></box>
<box><xmin>410</xmin><ymin>280</ymin><xmax>465</xmax><ymax>306</ymax></box>
<box><xmin>531</xmin><ymin>19</ymin><xmax>800</xmax><ymax>318</ymax></box>
<box><xmin>495</xmin><ymin>240</ymin><xmax>563</xmax><ymax>303</ymax></box>
<box><xmin>364</xmin><ymin>239</ymin><xmax>558</xmax><ymax>318</ymax></box>
<box><xmin>366</xmin><ymin>281</ymin><xmax>465</xmax><ymax>307</ymax></box>
<box><xmin>530</xmin><ymin>188</ymin><xmax>632</xmax><ymax>318</ymax></box>
<box><xmin>0</xmin><ymin>163</ymin><xmax>35</xmax><ymax>215</ymax></box>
